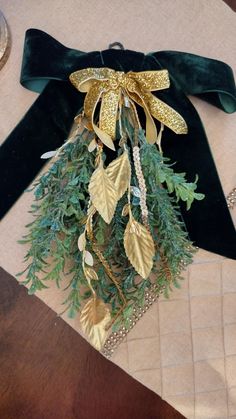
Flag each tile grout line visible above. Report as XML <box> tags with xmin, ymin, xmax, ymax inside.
<box><xmin>126</xmin><ymin>321</ymin><xmax>236</xmax><ymax>342</ymax></box>
<box><xmin>149</xmin><ymin>356</ymin><xmax>231</xmax><ymax>370</ymax></box>
<box><xmin>221</xmin><ymin>261</ymin><xmax>229</xmax><ymax>418</ymax></box>
<box><xmin>188</xmin><ymin>266</ymin><xmax>196</xmax><ymax>419</ymax></box>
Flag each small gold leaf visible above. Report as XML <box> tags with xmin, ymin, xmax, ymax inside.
<box><xmin>93</xmin><ymin>125</ymin><xmax>115</xmax><ymax>151</ymax></box>
<box><xmin>84</xmin><ymin>250</ymin><xmax>94</xmax><ymax>266</ymax></box>
<box><xmin>80</xmin><ymin>297</ymin><xmax>111</xmax><ymax>350</ymax></box>
<box><xmin>122</xmin><ymin>203</ymin><xmax>129</xmax><ymax>217</ymax></box>
<box><xmin>88</xmin><ymin>138</ymin><xmax>97</xmax><ymax>152</ymax></box>
<box><xmin>89</xmin><ymin>163</ymin><xmax>118</xmax><ymax>224</ymax></box>
<box><xmin>78</xmin><ymin>232</ymin><xmax>86</xmax><ymax>251</ymax></box>
<box><xmin>106</xmin><ymin>151</ymin><xmax>131</xmax><ymax>200</ymax></box>
<box><xmin>84</xmin><ymin>267</ymin><xmax>99</xmax><ymax>281</ymax></box>
<box><xmin>124</xmin><ymin>216</ymin><xmax>155</xmax><ymax>279</ymax></box>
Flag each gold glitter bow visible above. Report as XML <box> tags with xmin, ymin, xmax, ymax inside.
<box><xmin>69</xmin><ymin>67</ymin><xmax>187</xmax><ymax>149</ymax></box>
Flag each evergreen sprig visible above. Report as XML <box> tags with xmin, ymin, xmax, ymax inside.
<box><xmin>18</xmin><ymin>114</ymin><xmax>204</xmax><ymax>329</ymax></box>
<box><xmin>18</xmin><ymin>130</ymin><xmax>94</xmax><ymax>315</ymax></box>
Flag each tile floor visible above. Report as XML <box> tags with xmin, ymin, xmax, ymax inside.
<box><xmin>112</xmin><ymin>250</ymin><xmax>236</xmax><ymax>419</ymax></box>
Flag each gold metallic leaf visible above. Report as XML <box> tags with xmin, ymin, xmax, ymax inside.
<box><xmin>84</xmin><ymin>250</ymin><xmax>94</xmax><ymax>266</ymax></box>
<box><xmin>124</xmin><ymin>216</ymin><xmax>155</xmax><ymax>279</ymax></box>
<box><xmin>84</xmin><ymin>267</ymin><xmax>98</xmax><ymax>281</ymax></box>
<box><xmin>80</xmin><ymin>297</ymin><xmax>111</xmax><ymax>350</ymax></box>
<box><xmin>89</xmin><ymin>163</ymin><xmax>118</xmax><ymax>224</ymax></box>
<box><xmin>88</xmin><ymin>138</ymin><xmax>97</xmax><ymax>152</ymax></box>
<box><xmin>122</xmin><ymin>203</ymin><xmax>129</xmax><ymax>217</ymax></box>
<box><xmin>93</xmin><ymin>125</ymin><xmax>115</xmax><ymax>151</ymax></box>
<box><xmin>78</xmin><ymin>232</ymin><xmax>86</xmax><ymax>251</ymax></box>
<box><xmin>106</xmin><ymin>151</ymin><xmax>131</xmax><ymax>200</ymax></box>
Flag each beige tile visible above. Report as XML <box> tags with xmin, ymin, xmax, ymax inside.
<box><xmin>162</xmin><ymin>364</ymin><xmax>194</xmax><ymax>396</ymax></box>
<box><xmin>127</xmin><ymin>337</ymin><xmax>160</xmax><ymax>372</ymax></box>
<box><xmin>190</xmin><ymin>296</ymin><xmax>222</xmax><ymax>329</ymax></box>
<box><xmin>164</xmin><ymin>394</ymin><xmax>195</xmax><ymax>419</ymax></box>
<box><xmin>223</xmin><ymin>293</ymin><xmax>236</xmax><ymax>324</ymax></box>
<box><xmin>127</xmin><ymin>303</ymin><xmax>159</xmax><ymax>340</ymax></box>
<box><xmin>193</xmin><ymin>249</ymin><xmax>224</xmax><ymax>263</ymax></box>
<box><xmin>222</xmin><ymin>259</ymin><xmax>236</xmax><ymax>293</ymax></box>
<box><xmin>133</xmin><ymin>368</ymin><xmax>162</xmax><ymax>395</ymax></box>
<box><xmin>192</xmin><ymin>327</ymin><xmax>224</xmax><ymax>361</ymax></box>
<box><xmin>111</xmin><ymin>342</ymin><xmax>129</xmax><ymax>372</ymax></box>
<box><xmin>229</xmin><ymin>387</ymin><xmax>236</xmax><ymax>416</ymax></box>
<box><xmin>189</xmin><ymin>262</ymin><xmax>221</xmax><ymax>296</ymax></box>
<box><xmin>226</xmin><ymin>355</ymin><xmax>236</xmax><ymax>388</ymax></box>
<box><xmin>194</xmin><ymin>358</ymin><xmax>226</xmax><ymax>392</ymax></box>
<box><xmin>159</xmin><ymin>300</ymin><xmax>190</xmax><ymax>334</ymax></box>
<box><xmin>224</xmin><ymin>324</ymin><xmax>236</xmax><ymax>356</ymax></box>
<box><xmin>195</xmin><ymin>389</ymin><xmax>227</xmax><ymax>418</ymax></box>
<box><xmin>160</xmin><ymin>332</ymin><xmax>192</xmax><ymax>367</ymax></box>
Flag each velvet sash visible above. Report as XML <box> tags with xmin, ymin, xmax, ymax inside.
<box><xmin>0</xmin><ymin>29</ymin><xmax>235</xmax><ymax>259</ymax></box>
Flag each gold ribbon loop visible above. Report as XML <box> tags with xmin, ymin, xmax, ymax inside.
<box><xmin>69</xmin><ymin>67</ymin><xmax>187</xmax><ymax>148</ymax></box>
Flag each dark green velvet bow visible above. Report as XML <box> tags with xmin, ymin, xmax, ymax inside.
<box><xmin>0</xmin><ymin>29</ymin><xmax>235</xmax><ymax>259</ymax></box>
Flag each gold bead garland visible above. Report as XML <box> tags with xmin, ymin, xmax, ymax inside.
<box><xmin>227</xmin><ymin>187</ymin><xmax>236</xmax><ymax>210</ymax></box>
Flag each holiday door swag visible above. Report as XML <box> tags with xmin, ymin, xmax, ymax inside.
<box><xmin>0</xmin><ymin>29</ymin><xmax>236</xmax><ymax>354</ymax></box>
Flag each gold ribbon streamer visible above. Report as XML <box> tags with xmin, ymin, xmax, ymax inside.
<box><xmin>69</xmin><ymin>67</ymin><xmax>188</xmax><ymax>146</ymax></box>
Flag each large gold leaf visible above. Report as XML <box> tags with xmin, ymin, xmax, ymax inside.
<box><xmin>124</xmin><ymin>216</ymin><xmax>155</xmax><ymax>279</ymax></box>
<box><xmin>80</xmin><ymin>297</ymin><xmax>111</xmax><ymax>350</ymax></box>
<box><xmin>106</xmin><ymin>151</ymin><xmax>131</xmax><ymax>200</ymax></box>
<box><xmin>89</xmin><ymin>163</ymin><xmax>118</xmax><ymax>224</ymax></box>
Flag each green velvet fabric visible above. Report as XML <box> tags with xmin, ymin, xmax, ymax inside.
<box><xmin>0</xmin><ymin>29</ymin><xmax>235</xmax><ymax>259</ymax></box>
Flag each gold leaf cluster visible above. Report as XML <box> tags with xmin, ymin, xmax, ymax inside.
<box><xmin>80</xmin><ymin>297</ymin><xmax>111</xmax><ymax>350</ymax></box>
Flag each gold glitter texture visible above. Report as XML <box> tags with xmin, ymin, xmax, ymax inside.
<box><xmin>69</xmin><ymin>67</ymin><xmax>188</xmax><ymax>146</ymax></box>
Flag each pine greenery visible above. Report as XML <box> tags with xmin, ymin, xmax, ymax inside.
<box><xmin>18</xmin><ymin>112</ymin><xmax>204</xmax><ymax>329</ymax></box>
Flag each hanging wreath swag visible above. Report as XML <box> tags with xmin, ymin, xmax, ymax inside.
<box><xmin>19</xmin><ymin>67</ymin><xmax>204</xmax><ymax>350</ymax></box>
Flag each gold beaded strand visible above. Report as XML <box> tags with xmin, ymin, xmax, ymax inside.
<box><xmin>132</xmin><ymin>145</ymin><xmax>149</xmax><ymax>228</ymax></box>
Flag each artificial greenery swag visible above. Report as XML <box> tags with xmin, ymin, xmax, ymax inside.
<box><xmin>18</xmin><ymin>68</ymin><xmax>204</xmax><ymax>350</ymax></box>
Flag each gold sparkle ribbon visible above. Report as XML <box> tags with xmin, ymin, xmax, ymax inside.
<box><xmin>69</xmin><ymin>67</ymin><xmax>187</xmax><ymax>148</ymax></box>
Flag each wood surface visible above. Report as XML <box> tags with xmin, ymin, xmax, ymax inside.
<box><xmin>223</xmin><ymin>0</ymin><xmax>236</xmax><ymax>11</ymax></box>
<box><xmin>0</xmin><ymin>268</ymin><xmax>184</xmax><ymax>419</ymax></box>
